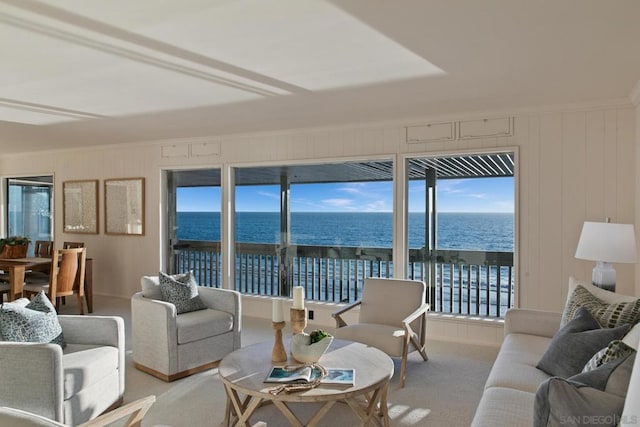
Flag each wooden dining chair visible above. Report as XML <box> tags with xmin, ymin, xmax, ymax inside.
<box><xmin>0</xmin><ymin>283</ymin><xmax>9</xmax><ymax>302</ymax></box>
<box><xmin>23</xmin><ymin>247</ymin><xmax>87</xmax><ymax>314</ymax></box>
<box><xmin>34</xmin><ymin>240</ymin><xmax>54</xmax><ymax>257</ymax></box>
<box><xmin>63</xmin><ymin>241</ymin><xmax>85</xmax><ymax>249</ymax></box>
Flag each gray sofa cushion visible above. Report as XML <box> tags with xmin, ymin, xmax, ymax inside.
<box><xmin>471</xmin><ymin>387</ymin><xmax>535</xmax><ymax>427</ymax></box>
<box><xmin>484</xmin><ymin>333</ymin><xmax>552</xmax><ymax>393</ymax></box>
<box><xmin>537</xmin><ymin>307</ymin><xmax>630</xmax><ymax>378</ymax></box>
<box><xmin>62</xmin><ymin>344</ymin><xmax>119</xmax><ymax>400</ymax></box>
<box><xmin>176</xmin><ymin>308</ymin><xmax>234</xmax><ymax>344</ymax></box>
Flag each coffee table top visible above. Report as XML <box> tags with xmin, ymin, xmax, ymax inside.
<box><xmin>218</xmin><ymin>339</ymin><xmax>394</xmax><ymax>402</ymax></box>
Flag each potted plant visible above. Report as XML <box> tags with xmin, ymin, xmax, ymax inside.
<box><xmin>0</xmin><ymin>236</ymin><xmax>31</xmax><ymax>259</ymax></box>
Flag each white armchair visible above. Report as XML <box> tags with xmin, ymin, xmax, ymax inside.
<box><xmin>332</xmin><ymin>277</ymin><xmax>429</xmax><ymax>388</ymax></box>
<box><xmin>0</xmin><ymin>316</ymin><xmax>125</xmax><ymax>425</ymax></box>
<box><xmin>132</xmin><ymin>276</ymin><xmax>242</xmax><ymax>382</ymax></box>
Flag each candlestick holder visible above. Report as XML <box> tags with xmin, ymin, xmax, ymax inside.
<box><xmin>271</xmin><ymin>321</ymin><xmax>287</xmax><ymax>363</ymax></box>
<box><xmin>290</xmin><ymin>308</ymin><xmax>307</xmax><ymax>335</ymax></box>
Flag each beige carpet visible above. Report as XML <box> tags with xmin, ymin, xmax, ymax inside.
<box><xmin>65</xmin><ymin>296</ymin><xmax>499</xmax><ymax>427</ymax></box>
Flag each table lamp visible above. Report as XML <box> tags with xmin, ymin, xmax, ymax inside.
<box><xmin>574</xmin><ymin>221</ymin><xmax>637</xmax><ymax>292</ymax></box>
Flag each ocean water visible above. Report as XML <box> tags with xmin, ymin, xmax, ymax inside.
<box><xmin>176</xmin><ymin>211</ymin><xmax>513</xmax><ymax>252</ymax></box>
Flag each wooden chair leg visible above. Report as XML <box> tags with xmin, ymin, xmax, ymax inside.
<box><xmin>77</xmin><ymin>294</ymin><xmax>85</xmax><ymax>315</ymax></box>
<box><xmin>400</xmin><ymin>338</ymin><xmax>410</xmax><ymax>388</ymax></box>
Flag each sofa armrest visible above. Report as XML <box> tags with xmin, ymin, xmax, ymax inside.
<box><xmin>0</xmin><ymin>342</ymin><xmax>64</xmax><ymax>422</ymax></box>
<box><xmin>504</xmin><ymin>308</ymin><xmax>562</xmax><ymax>338</ymax></box>
<box><xmin>131</xmin><ymin>292</ymin><xmax>179</xmax><ymax>374</ymax></box>
<box><xmin>198</xmin><ymin>287</ymin><xmax>242</xmax><ymax>349</ymax></box>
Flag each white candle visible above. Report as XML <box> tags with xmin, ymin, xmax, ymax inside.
<box><xmin>292</xmin><ymin>286</ymin><xmax>305</xmax><ymax>310</ymax></box>
<box><xmin>272</xmin><ymin>298</ymin><xmax>284</xmax><ymax>322</ymax></box>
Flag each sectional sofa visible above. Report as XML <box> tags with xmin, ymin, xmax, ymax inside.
<box><xmin>472</xmin><ymin>279</ymin><xmax>640</xmax><ymax>426</ymax></box>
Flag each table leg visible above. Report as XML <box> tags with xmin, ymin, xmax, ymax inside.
<box><xmin>85</xmin><ymin>259</ymin><xmax>93</xmax><ymax>313</ymax></box>
<box><xmin>223</xmin><ymin>383</ymin><xmax>263</xmax><ymax>427</ymax></box>
<box><xmin>345</xmin><ymin>381</ymin><xmax>390</xmax><ymax>427</ymax></box>
<box><xmin>379</xmin><ymin>382</ymin><xmax>390</xmax><ymax>427</ymax></box>
<box><xmin>9</xmin><ymin>266</ymin><xmax>25</xmax><ymax>301</ymax></box>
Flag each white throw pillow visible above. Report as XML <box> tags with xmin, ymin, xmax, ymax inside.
<box><xmin>140</xmin><ymin>276</ymin><xmax>162</xmax><ymax>299</ymax></box>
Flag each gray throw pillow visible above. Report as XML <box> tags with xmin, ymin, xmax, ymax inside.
<box><xmin>158</xmin><ymin>271</ymin><xmax>208</xmax><ymax>314</ymax></box>
<box><xmin>534</xmin><ymin>377</ymin><xmax>625</xmax><ymax>427</ymax></box>
<box><xmin>537</xmin><ymin>307</ymin><xmax>630</xmax><ymax>378</ymax></box>
<box><xmin>570</xmin><ymin>352</ymin><xmax>635</xmax><ymax>397</ymax></box>
<box><xmin>562</xmin><ymin>284</ymin><xmax>640</xmax><ymax>328</ymax></box>
<box><xmin>0</xmin><ymin>291</ymin><xmax>66</xmax><ymax>347</ymax></box>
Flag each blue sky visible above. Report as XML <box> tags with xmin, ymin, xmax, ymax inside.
<box><xmin>177</xmin><ymin>177</ymin><xmax>514</xmax><ymax>213</ymax></box>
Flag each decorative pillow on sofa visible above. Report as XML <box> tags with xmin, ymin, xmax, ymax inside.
<box><xmin>561</xmin><ymin>277</ymin><xmax>640</xmax><ymax>328</ymax></box>
<box><xmin>537</xmin><ymin>307</ymin><xmax>630</xmax><ymax>378</ymax></box>
<box><xmin>159</xmin><ymin>271</ymin><xmax>208</xmax><ymax>315</ymax></box>
<box><xmin>0</xmin><ymin>291</ymin><xmax>65</xmax><ymax>347</ymax></box>
<box><xmin>582</xmin><ymin>339</ymin><xmax>635</xmax><ymax>373</ymax></box>
<box><xmin>571</xmin><ymin>351</ymin><xmax>635</xmax><ymax>397</ymax></box>
<box><xmin>534</xmin><ymin>377</ymin><xmax>625</xmax><ymax>427</ymax></box>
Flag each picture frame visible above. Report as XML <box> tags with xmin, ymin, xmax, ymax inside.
<box><xmin>63</xmin><ymin>180</ymin><xmax>99</xmax><ymax>234</ymax></box>
<box><xmin>104</xmin><ymin>177</ymin><xmax>145</xmax><ymax>236</ymax></box>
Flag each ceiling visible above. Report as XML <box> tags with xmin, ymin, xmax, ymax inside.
<box><xmin>2</xmin><ymin>0</ymin><xmax>640</xmax><ymax>155</ymax></box>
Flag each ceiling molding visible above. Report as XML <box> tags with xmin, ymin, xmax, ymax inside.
<box><xmin>0</xmin><ymin>9</ymin><xmax>286</xmax><ymax>97</ymax></box>
<box><xmin>0</xmin><ymin>98</ymin><xmax>105</xmax><ymax>121</ymax></box>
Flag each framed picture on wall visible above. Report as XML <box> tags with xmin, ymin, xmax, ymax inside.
<box><xmin>63</xmin><ymin>180</ymin><xmax>99</xmax><ymax>234</ymax></box>
<box><xmin>104</xmin><ymin>177</ymin><xmax>145</xmax><ymax>236</ymax></box>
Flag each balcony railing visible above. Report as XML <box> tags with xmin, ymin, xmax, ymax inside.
<box><xmin>172</xmin><ymin>240</ymin><xmax>514</xmax><ymax>318</ymax></box>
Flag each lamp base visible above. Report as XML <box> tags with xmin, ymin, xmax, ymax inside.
<box><xmin>592</xmin><ymin>261</ymin><xmax>616</xmax><ymax>293</ymax></box>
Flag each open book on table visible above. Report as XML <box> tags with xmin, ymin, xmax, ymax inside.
<box><xmin>265</xmin><ymin>366</ymin><xmax>355</xmax><ymax>385</ymax></box>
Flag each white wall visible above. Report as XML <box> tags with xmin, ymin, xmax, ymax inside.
<box><xmin>0</xmin><ymin>103</ymin><xmax>636</xmax><ymax>345</ymax></box>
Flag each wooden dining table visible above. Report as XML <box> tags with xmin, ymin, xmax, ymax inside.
<box><xmin>0</xmin><ymin>257</ymin><xmax>94</xmax><ymax>313</ymax></box>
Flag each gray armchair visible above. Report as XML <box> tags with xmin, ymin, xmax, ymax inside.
<box><xmin>332</xmin><ymin>277</ymin><xmax>429</xmax><ymax>388</ymax></box>
<box><xmin>132</xmin><ymin>276</ymin><xmax>242</xmax><ymax>382</ymax></box>
<box><xmin>0</xmin><ymin>316</ymin><xmax>125</xmax><ymax>425</ymax></box>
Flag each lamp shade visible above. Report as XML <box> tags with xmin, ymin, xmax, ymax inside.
<box><xmin>575</xmin><ymin>221</ymin><xmax>637</xmax><ymax>263</ymax></box>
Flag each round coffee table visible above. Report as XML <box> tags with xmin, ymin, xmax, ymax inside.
<box><xmin>219</xmin><ymin>339</ymin><xmax>394</xmax><ymax>427</ymax></box>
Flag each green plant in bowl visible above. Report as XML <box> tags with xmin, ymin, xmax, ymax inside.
<box><xmin>0</xmin><ymin>236</ymin><xmax>31</xmax><ymax>248</ymax></box>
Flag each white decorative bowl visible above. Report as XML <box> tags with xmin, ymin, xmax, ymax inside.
<box><xmin>290</xmin><ymin>333</ymin><xmax>334</xmax><ymax>363</ymax></box>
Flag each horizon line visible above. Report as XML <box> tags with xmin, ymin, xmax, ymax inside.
<box><xmin>177</xmin><ymin>210</ymin><xmax>514</xmax><ymax>214</ymax></box>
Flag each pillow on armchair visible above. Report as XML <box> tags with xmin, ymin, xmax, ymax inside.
<box><xmin>158</xmin><ymin>272</ymin><xmax>207</xmax><ymax>314</ymax></box>
<box><xmin>0</xmin><ymin>291</ymin><xmax>65</xmax><ymax>347</ymax></box>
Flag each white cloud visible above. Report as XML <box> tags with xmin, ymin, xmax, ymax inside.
<box><xmin>258</xmin><ymin>191</ymin><xmax>280</xmax><ymax>200</ymax></box>
<box><xmin>322</xmin><ymin>198</ymin><xmax>354</xmax><ymax>208</ymax></box>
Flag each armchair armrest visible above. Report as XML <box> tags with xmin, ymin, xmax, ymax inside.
<box><xmin>198</xmin><ymin>287</ymin><xmax>240</xmax><ymax>317</ymax></box>
<box><xmin>402</xmin><ymin>303</ymin><xmax>430</xmax><ymax>326</ymax></box>
<box><xmin>59</xmin><ymin>316</ymin><xmax>124</xmax><ymax>348</ymax></box>
<box><xmin>504</xmin><ymin>308</ymin><xmax>562</xmax><ymax>338</ymax></box>
<box><xmin>331</xmin><ymin>300</ymin><xmax>361</xmax><ymax>328</ymax></box>
<box><xmin>198</xmin><ymin>287</ymin><xmax>242</xmax><ymax>349</ymax></box>
<box><xmin>0</xmin><ymin>342</ymin><xmax>64</xmax><ymax>422</ymax></box>
<box><xmin>59</xmin><ymin>315</ymin><xmax>126</xmax><ymax>397</ymax></box>
<box><xmin>131</xmin><ymin>293</ymin><xmax>178</xmax><ymax>375</ymax></box>
<box><xmin>80</xmin><ymin>395</ymin><xmax>156</xmax><ymax>427</ymax></box>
